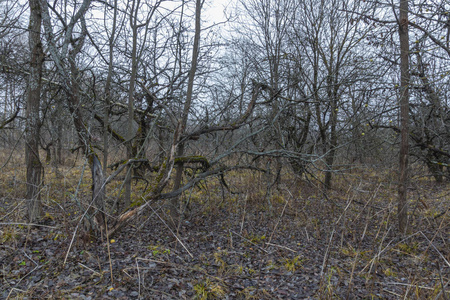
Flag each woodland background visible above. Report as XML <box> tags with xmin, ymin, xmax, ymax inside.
<box><xmin>0</xmin><ymin>0</ymin><xmax>449</xmax><ymax>298</ymax></box>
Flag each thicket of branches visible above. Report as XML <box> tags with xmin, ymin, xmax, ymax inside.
<box><xmin>0</xmin><ymin>0</ymin><xmax>449</xmax><ymax>236</ymax></box>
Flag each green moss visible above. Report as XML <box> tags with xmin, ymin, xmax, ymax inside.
<box><xmin>155</xmin><ymin>160</ymin><xmax>167</xmax><ymax>183</ymax></box>
<box><xmin>174</xmin><ymin>155</ymin><xmax>210</xmax><ymax>169</ymax></box>
<box><xmin>129</xmin><ymin>198</ymin><xmax>143</xmax><ymax>208</ymax></box>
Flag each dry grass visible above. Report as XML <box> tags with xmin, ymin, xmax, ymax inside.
<box><xmin>0</xmin><ymin>152</ymin><xmax>449</xmax><ymax>299</ymax></box>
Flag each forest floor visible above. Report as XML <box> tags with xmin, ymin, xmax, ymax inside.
<box><xmin>0</xmin><ymin>159</ymin><xmax>449</xmax><ymax>299</ymax></box>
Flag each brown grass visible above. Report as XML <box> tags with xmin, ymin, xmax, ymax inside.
<box><xmin>0</xmin><ymin>154</ymin><xmax>449</xmax><ymax>299</ymax></box>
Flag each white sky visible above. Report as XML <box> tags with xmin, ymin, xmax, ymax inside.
<box><xmin>203</xmin><ymin>0</ymin><xmax>236</xmax><ymax>24</ymax></box>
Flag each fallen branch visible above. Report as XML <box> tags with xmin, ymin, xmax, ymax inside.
<box><xmin>0</xmin><ymin>222</ymin><xmax>57</xmax><ymax>229</ymax></box>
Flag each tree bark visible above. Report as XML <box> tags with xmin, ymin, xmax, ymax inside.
<box><xmin>170</xmin><ymin>0</ymin><xmax>202</xmax><ymax>223</ymax></box>
<box><xmin>398</xmin><ymin>0</ymin><xmax>410</xmax><ymax>235</ymax></box>
<box><xmin>124</xmin><ymin>0</ymin><xmax>139</xmax><ymax>210</ymax></box>
<box><xmin>103</xmin><ymin>0</ymin><xmax>118</xmax><ymax>174</ymax></box>
<box><xmin>26</xmin><ymin>0</ymin><xmax>44</xmax><ymax>222</ymax></box>
<box><xmin>324</xmin><ymin>75</ymin><xmax>339</xmax><ymax>191</ymax></box>
<box><xmin>91</xmin><ymin>155</ymin><xmax>105</xmax><ymax>230</ymax></box>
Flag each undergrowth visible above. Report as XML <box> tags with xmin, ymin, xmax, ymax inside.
<box><xmin>0</xmin><ymin>154</ymin><xmax>449</xmax><ymax>299</ymax></box>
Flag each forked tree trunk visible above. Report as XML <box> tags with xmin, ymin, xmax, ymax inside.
<box><xmin>40</xmin><ymin>0</ymin><xmax>107</xmax><ymax>235</ymax></box>
<box><xmin>26</xmin><ymin>0</ymin><xmax>44</xmax><ymax>222</ymax></box>
<box><xmin>398</xmin><ymin>0</ymin><xmax>410</xmax><ymax>234</ymax></box>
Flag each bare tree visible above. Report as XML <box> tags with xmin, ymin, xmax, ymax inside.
<box><xmin>25</xmin><ymin>0</ymin><xmax>45</xmax><ymax>222</ymax></box>
<box><xmin>170</xmin><ymin>0</ymin><xmax>203</xmax><ymax>222</ymax></box>
<box><xmin>237</xmin><ymin>0</ymin><xmax>376</xmax><ymax>190</ymax></box>
<box><xmin>406</xmin><ymin>0</ymin><xmax>450</xmax><ymax>182</ymax></box>
<box><xmin>39</xmin><ymin>0</ymin><xmax>108</xmax><ymax>232</ymax></box>
<box><xmin>123</xmin><ymin>0</ymin><xmax>162</xmax><ymax>208</ymax></box>
<box><xmin>0</xmin><ymin>2</ymin><xmax>30</xmax><ymax>149</ymax></box>
<box><xmin>102</xmin><ymin>0</ymin><xmax>119</xmax><ymax>173</ymax></box>
<box><xmin>398</xmin><ymin>0</ymin><xmax>410</xmax><ymax>234</ymax></box>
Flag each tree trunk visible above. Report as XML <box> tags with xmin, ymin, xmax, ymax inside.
<box><xmin>124</xmin><ymin>0</ymin><xmax>140</xmax><ymax>210</ymax></box>
<box><xmin>91</xmin><ymin>155</ymin><xmax>106</xmax><ymax>231</ymax></box>
<box><xmin>171</xmin><ymin>0</ymin><xmax>202</xmax><ymax>224</ymax></box>
<box><xmin>103</xmin><ymin>0</ymin><xmax>118</xmax><ymax>174</ymax></box>
<box><xmin>40</xmin><ymin>0</ymin><xmax>107</xmax><ymax>235</ymax></box>
<box><xmin>398</xmin><ymin>0</ymin><xmax>410</xmax><ymax>235</ymax></box>
<box><xmin>26</xmin><ymin>0</ymin><xmax>44</xmax><ymax>222</ymax></box>
<box><xmin>324</xmin><ymin>76</ymin><xmax>339</xmax><ymax>191</ymax></box>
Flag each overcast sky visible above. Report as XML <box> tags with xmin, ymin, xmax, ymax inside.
<box><xmin>203</xmin><ymin>0</ymin><xmax>236</xmax><ymax>24</ymax></box>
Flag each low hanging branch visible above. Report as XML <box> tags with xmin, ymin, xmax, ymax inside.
<box><xmin>371</xmin><ymin>124</ymin><xmax>450</xmax><ymax>159</ymax></box>
<box><xmin>104</xmin><ymin>158</ymin><xmax>149</xmax><ymax>184</ymax></box>
<box><xmin>105</xmin><ymin>80</ymin><xmax>270</xmax><ymax>236</ymax></box>
<box><xmin>106</xmin><ymin>123</ymin><xmax>181</xmax><ymax>236</ymax></box>
<box><xmin>105</xmin><ymin>160</ymin><xmax>275</xmax><ymax>237</ymax></box>
<box><xmin>0</xmin><ymin>108</ymin><xmax>20</xmax><ymax>130</ymax></box>
<box><xmin>103</xmin><ymin>76</ymin><xmax>277</xmax><ymax>236</ymax></box>
<box><xmin>94</xmin><ymin>114</ymin><xmax>126</xmax><ymax>143</ymax></box>
<box><xmin>166</xmin><ymin>81</ymin><xmax>271</xmax><ymax>145</ymax></box>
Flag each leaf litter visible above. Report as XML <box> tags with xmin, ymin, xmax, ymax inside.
<box><xmin>1</xmin><ymin>168</ymin><xmax>449</xmax><ymax>299</ymax></box>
